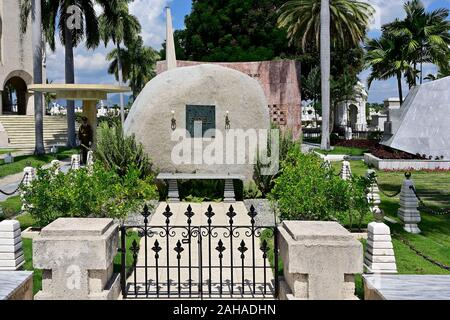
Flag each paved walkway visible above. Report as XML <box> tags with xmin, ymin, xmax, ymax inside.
<box><xmin>0</xmin><ymin>159</ymin><xmax>71</xmax><ymax>201</ymax></box>
<box><xmin>126</xmin><ymin>202</ymin><xmax>276</xmax><ymax>299</ymax></box>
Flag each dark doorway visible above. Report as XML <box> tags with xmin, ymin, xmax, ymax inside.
<box><xmin>2</xmin><ymin>76</ymin><xmax>28</xmax><ymax>115</ymax></box>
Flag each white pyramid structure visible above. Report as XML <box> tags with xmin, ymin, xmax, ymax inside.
<box><xmin>382</xmin><ymin>76</ymin><xmax>450</xmax><ymax>159</ymax></box>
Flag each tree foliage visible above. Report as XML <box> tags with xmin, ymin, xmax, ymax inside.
<box><xmin>278</xmin><ymin>0</ymin><xmax>374</xmax><ymax>52</ymax></box>
<box><xmin>107</xmin><ymin>36</ymin><xmax>160</xmax><ymax>98</ymax></box>
<box><xmin>177</xmin><ymin>0</ymin><xmax>297</xmax><ymax>61</ymax></box>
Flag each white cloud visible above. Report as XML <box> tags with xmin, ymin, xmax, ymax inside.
<box><xmin>129</xmin><ymin>0</ymin><xmax>172</xmax><ymax>49</ymax></box>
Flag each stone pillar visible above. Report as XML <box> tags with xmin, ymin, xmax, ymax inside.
<box><xmin>345</xmin><ymin>127</ymin><xmax>353</xmax><ymax>140</ymax></box>
<box><xmin>86</xmin><ymin>151</ymin><xmax>94</xmax><ymax>174</ymax></box>
<box><xmin>223</xmin><ymin>179</ymin><xmax>236</xmax><ymax>203</ymax></box>
<box><xmin>23</xmin><ymin>167</ymin><xmax>36</xmax><ymax>187</ymax></box>
<box><xmin>278</xmin><ymin>221</ymin><xmax>363</xmax><ymax>300</ymax></box>
<box><xmin>33</xmin><ymin>218</ymin><xmax>120</xmax><ymax>300</ymax></box>
<box><xmin>398</xmin><ymin>175</ymin><xmax>421</xmax><ymax>234</ymax></box>
<box><xmin>71</xmin><ymin>154</ymin><xmax>81</xmax><ymax>170</ymax></box>
<box><xmin>83</xmin><ymin>100</ymin><xmax>97</xmax><ymax>145</ymax></box>
<box><xmin>4</xmin><ymin>153</ymin><xmax>14</xmax><ymax>164</ymax></box>
<box><xmin>167</xmin><ymin>179</ymin><xmax>180</xmax><ymax>203</ymax></box>
<box><xmin>86</xmin><ymin>151</ymin><xmax>94</xmax><ymax>167</ymax></box>
<box><xmin>340</xmin><ymin>161</ymin><xmax>352</xmax><ymax>180</ymax></box>
<box><xmin>364</xmin><ymin>222</ymin><xmax>397</xmax><ymax>274</ymax></box>
<box><xmin>0</xmin><ymin>220</ymin><xmax>24</xmax><ymax>271</ymax></box>
<box><xmin>22</xmin><ymin>167</ymin><xmax>36</xmax><ymax>211</ymax></box>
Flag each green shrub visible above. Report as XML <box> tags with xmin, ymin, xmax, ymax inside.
<box><xmin>21</xmin><ymin>162</ymin><xmax>158</xmax><ymax>228</ymax></box>
<box><xmin>243</xmin><ymin>180</ymin><xmax>263</xmax><ymax>199</ymax></box>
<box><xmin>270</xmin><ymin>147</ymin><xmax>370</xmax><ymax>228</ymax></box>
<box><xmin>94</xmin><ymin>120</ymin><xmax>154</xmax><ymax>178</ymax></box>
<box><xmin>254</xmin><ymin>125</ymin><xmax>299</xmax><ymax>197</ymax></box>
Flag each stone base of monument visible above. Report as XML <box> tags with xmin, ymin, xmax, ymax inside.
<box><xmin>278</xmin><ymin>221</ymin><xmax>363</xmax><ymax>300</ymax></box>
<box><xmin>33</xmin><ymin>218</ymin><xmax>120</xmax><ymax>300</ymax></box>
<box><xmin>0</xmin><ymin>220</ymin><xmax>24</xmax><ymax>271</ymax></box>
<box><xmin>364</xmin><ymin>222</ymin><xmax>397</xmax><ymax>274</ymax></box>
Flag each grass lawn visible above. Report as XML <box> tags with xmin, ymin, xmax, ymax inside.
<box><xmin>270</xmin><ymin>160</ymin><xmax>450</xmax><ymax>298</ymax></box>
<box><xmin>22</xmin><ymin>230</ymin><xmax>140</xmax><ymax>296</ymax></box>
<box><xmin>316</xmin><ymin>146</ymin><xmax>368</xmax><ymax>156</ymax></box>
<box><xmin>341</xmin><ymin>160</ymin><xmax>450</xmax><ymax>276</ymax></box>
<box><xmin>0</xmin><ymin>148</ymin><xmax>79</xmax><ymax>178</ymax></box>
<box><xmin>0</xmin><ymin>195</ymin><xmax>22</xmax><ymax>219</ymax></box>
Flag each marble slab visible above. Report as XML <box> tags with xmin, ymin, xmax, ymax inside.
<box><xmin>0</xmin><ymin>271</ymin><xmax>33</xmax><ymax>300</ymax></box>
<box><xmin>363</xmin><ymin>275</ymin><xmax>450</xmax><ymax>300</ymax></box>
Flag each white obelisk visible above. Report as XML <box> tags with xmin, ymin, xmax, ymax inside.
<box><xmin>166</xmin><ymin>7</ymin><xmax>177</xmax><ymax>70</ymax></box>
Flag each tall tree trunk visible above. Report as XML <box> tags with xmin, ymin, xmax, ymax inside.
<box><xmin>32</xmin><ymin>0</ymin><xmax>45</xmax><ymax>155</ymax></box>
<box><xmin>397</xmin><ymin>71</ymin><xmax>403</xmax><ymax>105</ymax></box>
<box><xmin>117</xmin><ymin>42</ymin><xmax>125</xmax><ymax>125</ymax></box>
<box><xmin>65</xmin><ymin>24</ymin><xmax>76</xmax><ymax>148</ymax></box>
<box><xmin>320</xmin><ymin>0</ymin><xmax>331</xmax><ymax>150</ymax></box>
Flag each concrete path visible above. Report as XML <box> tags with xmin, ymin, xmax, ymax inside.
<box><xmin>126</xmin><ymin>202</ymin><xmax>276</xmax><ymax>299</ymax></box>
<box><xmin>0</xmin><ymin>159</ymin><xmax>71</xmax><ymax>201</ymax></box>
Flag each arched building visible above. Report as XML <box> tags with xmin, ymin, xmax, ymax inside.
<box><xmin>0</xmin><ymin>0</ymin><xmax>36</xmax><ymax>116</ymax></box>
<box><xmin>334</xmin><ymin>82</ymin><xmax>368</xmax><ymax>132</ymax></box>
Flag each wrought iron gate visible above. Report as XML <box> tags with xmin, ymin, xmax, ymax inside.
<box><xmin>120</xmin><ymin>204</ymin><xmax>279</xmax><ymax>299</ymax></box>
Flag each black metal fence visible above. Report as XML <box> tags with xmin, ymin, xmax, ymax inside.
<box><xmin>120</xmin><ymin>204</ymin><xmax>279</xmax><ymax>299</ymax></box>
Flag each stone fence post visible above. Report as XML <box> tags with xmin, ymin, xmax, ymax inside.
<box><xmin>86</xmin><ymin>151</ymin><xmax>94</xmax><ymax>173</ymax></box>
<box><xmin>0</xmin><ymin>220</ymin><xmax>24</xmax><ymax>271</ymax></box>
<box><xmin>278</xmin><ymin>221</ymin><xmax>363</xmax><ymax>300</ymax></box>
<box><xmin>33</xmin><ymin>218</ymin><xmax>120</xmax><ymax>300</ymax></box>
<box><xmin>71</xmin><ymin>154</ymin><xmax>81</xmax><ymax>170</ymax></box>
<box><xmin>398</xmin><ymin>174</ymin><xmax>421</xmax><ymax>234</ymax></box>
<box><xmin>364</xmin><ymin>170</ymin><xmax>397</xmax><ymax>273</ymax></box>
<box><xmin>21</xmin><ymin>167</ymin><xmax>36</xmax><ymax>211</ymax></box>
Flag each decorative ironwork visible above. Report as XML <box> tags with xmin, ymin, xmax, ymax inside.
<box><xmin>120</xmin><ymin>203</ymin><xmax>279</xmax><ymax>299</ymax></box>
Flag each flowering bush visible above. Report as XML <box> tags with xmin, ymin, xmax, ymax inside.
<box><xmin>21</xmin><ymin>162</ymin><xmax>158</xmax><ymax>228</ymax></box>
<box><xmin>270</xmin><ymin>147</ymin><xmax>371</xmax><ymax>229</ymax></box>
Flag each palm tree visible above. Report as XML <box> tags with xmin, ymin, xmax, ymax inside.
<box><xmin>98</xmin><ymin>0</ymin><xmax>141</xmax><ymax>125</ymax></box>
<box><xmin>278</xmin><ymin>0</ymin><xmax>374</xmax><ymax>52</ymax></box>
<box><xmin>385</xmin><ymin>0</ymin><xmax>450</xmax><ymax>85</ymax></box>
<box><xmin>21</xmin><ymin>0</ymin><xmax>100</xmax><ymax>148</ymax></box>
<box><xmin>278</xmin><ymin>0</ymin><xmax>373</xmax><ymax>150</ymax></box>
<box><xmin>106</xmin><ymin>36</ymin><xmax>160</xmax><ymax>100</ymax></box>
<box><xmin>365</xmin><ymin>31</ymin><xmax>412</xmax><ymax>104</ymax></box>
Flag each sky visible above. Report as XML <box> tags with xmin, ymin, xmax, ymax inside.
<box><xmin>45</xmin><ymin>0</ymin><xmax>450</xmax><ymax>104</ymax></box>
